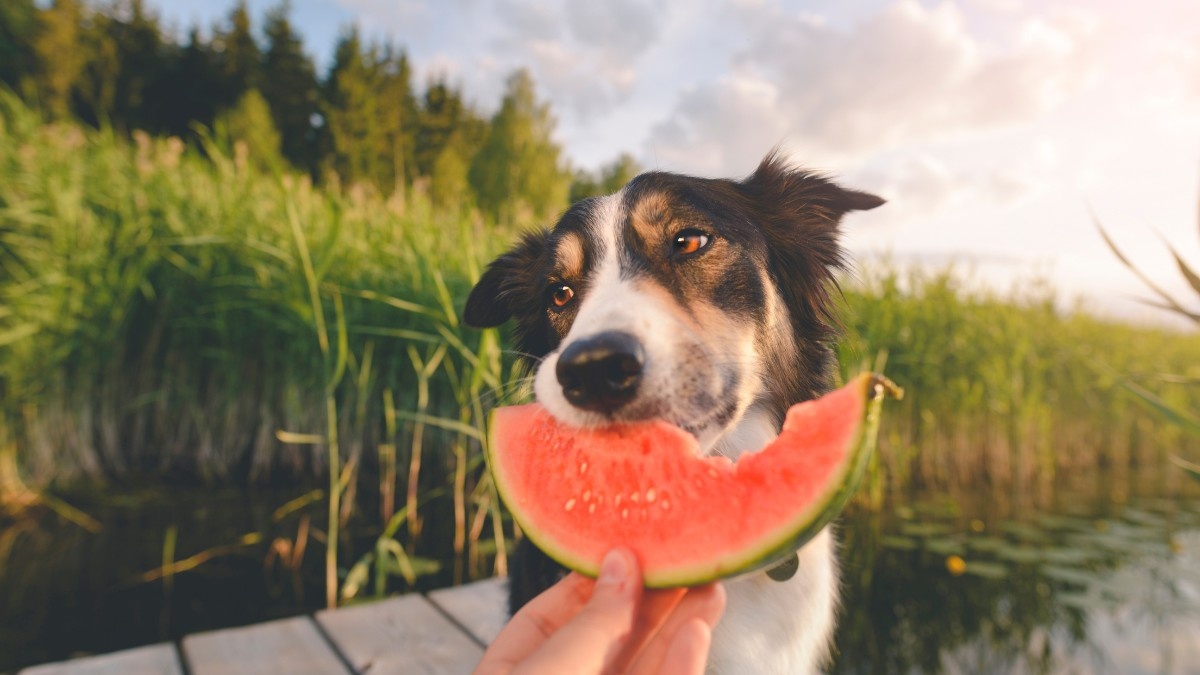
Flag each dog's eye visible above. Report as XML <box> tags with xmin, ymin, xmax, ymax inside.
<box><xmin>548</xmin><ymin>283</ymin><xmax>575</xmax><ymax>308</ymax></box>
<box><xmin>672</xmin><ymin>229</ymin><xmax>710</xmax><ymax>256</ymax></box>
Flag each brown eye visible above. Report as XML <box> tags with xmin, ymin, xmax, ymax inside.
<box><xmin>549</xmin><ymin>283</ymin><xmax>575</xmax><ymax>308</ymax></box>
<box><xmin>673</xmin><ymin>229</ymin><xmax>710</xmax><ymax>255</ymax></box>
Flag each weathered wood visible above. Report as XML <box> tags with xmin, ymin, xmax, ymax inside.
<box><xmin>19</xmin><ymin>643</ymin><xmax>182</xmax><ymax>675</ymax></box>
<box><xmin>316</xmin><ymin>594</ymin><xmax>483</xmax><ymax>674</ymax></box>
<box><xmin>182</xmin><ymin>616</ymin><xmax>350</xmax><ymax>675</ymax></box>
<box><xmin>426</xmin><ymin>577</ymin><xmax>509</xmax><ymax>646</ymax></box>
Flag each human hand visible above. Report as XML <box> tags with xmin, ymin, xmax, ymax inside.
<box><xmin>473</xmin><ymin>548</ymin><xmax>726</xmax><ymax>675</ymax></box>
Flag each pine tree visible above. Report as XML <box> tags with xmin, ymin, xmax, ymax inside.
<box><xmin>416</xmin><ymin>79</ymin><xmax>484</xmax><ymax>179</ymax></box>
<box><xmin>0</xmin><ymin>0</ymin><xmax>38</xmax><ymax>95</ymax></box>
<box><xmin>159</xmin><ymin>27</ymin><xmax>222</xmax><ymax>138</ymax></box>
<box><xmin>31</xmin><ymin>0</ymin><xmax>87</xmax><ymax>120</ymax></box>
<box><xmin>108</xmin><ymin>0</ymin><xmax>169</xmax><ymax>132</ymax></box>
<box><xmin>374</xmin><ymin>43</ymin><xmax>418</xmax><ymax>193</ymax></box>
<box><xmin>468</xmin><ymin>69</ymin><xmax>570</xmax><ymax>224</ymax></box>
<box><xmin>322</xmin><ymin>28</ymin><xmax>375</xmax><ymax>187</ymax></box>
<box><xmin>261</xmin><ymin>1</ymin><xmax>319</xmax><ymax>173</ymax></box>
<box><xmin>214</xmin><ymin>1</ymin><xmax>261</xmax><ymax>110</ymax></box>
<box><xmin>215</xmin><ymin>88</ymin><xmax>284</xmax><ymax>171</ymax></box>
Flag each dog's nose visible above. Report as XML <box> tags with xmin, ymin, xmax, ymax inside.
<box><xmin>555</xmin><ymin>331</ymin><xmax>644</xmax><ymax>414</ymax></box>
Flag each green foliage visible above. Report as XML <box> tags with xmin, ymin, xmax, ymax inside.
<box><xmin>839</xmin><ymin>266</ymin><xmax>1200</xmax><ymax>500</ymax></box>
<box><xmin>260</xmin><ymin>1</ymin><xmax>320</xmax><ymax>174</ymax></box>
<box><xmin>214</xmin><ymin>88</ymin><xmax>284</xmax><ymax>172</ymax></box>
<box><xmin>0</xmin><ymin>0</ymin><xmax>38</xmax><ymax>95</ymax></box>
<box><xmin>0</xmin><ymin>95</ymin><xmax>509</xmax><ymax>486</ymax></box>
<box><xmin>570</xmin><ymin>153</ymin><xmax>641</xmax><ymax>203</ymax></box>
<box><xmin>469</xmin><ymin>70</ymin><xmax>571</xmax><ymax>225</ymax></box>
<box><xmin>321</xmin><ymin>28</ymin><xmax>419</xmax><ymax>194</ymax></box>
<box><xmin>214</xmin><ymin>0</ymin><xmax>261</xmax><ymax>105</ymax></box>
<box><xmin>1096</xmin><ymin>189</ymin><xmax>1200</xmax><ymax>478</ymax></box>
<box><xmin>31</xmin><ymin>0</ymin><xmax>86</xmax><ymax>120</ymax></box>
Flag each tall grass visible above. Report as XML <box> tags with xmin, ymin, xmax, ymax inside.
<box><xmin>0</xmin><ymin>92</ymin><xmax>520</xmax><ymax>600</ymax></box>
<box><xmin>840</xmin><ymin>267</ymin><xmax>1200</xmax><ymax>505</ymax></box>
<box><xmin>2</xmin><ymin>94</ymin><xmax>1198</xmax><ymax>603</ymax></box>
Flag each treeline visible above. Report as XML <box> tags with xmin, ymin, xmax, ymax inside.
<box><xmin>0</xmin><ymin>0</ymin><xmax>638</xmax><ymax>222</ymax></box>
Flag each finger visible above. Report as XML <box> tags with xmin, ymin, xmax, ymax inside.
<box><xmin>628</xmin><ymin>582</ymin><xmax>726</xmax><ymax>675</ymax></box>
<box><xmin>510</xmin><ymin>548</ymin><xmax>642</xmax><ymax>674</ymax></box>
<box><xmin>658</xmin><ymin>618</ymin><xmax>713</xmax><ymax>675</ymax></box>
<box><xmin>473</xmin><ymin>573</ymin><xmax>597</xmax><ymax>673</ymax></box>
<box><xmin>605</xmin><ymin>587</ymin><xmax>687</xmax><ymax>673</ymax></box>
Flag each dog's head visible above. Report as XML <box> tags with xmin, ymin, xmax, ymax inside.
<box><xmin>465</xmin><ymin>152</ymin><xmax>882</xmax><ymax>454</ymax></box>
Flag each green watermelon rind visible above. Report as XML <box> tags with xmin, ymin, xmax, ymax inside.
<box><xmin>487</xmin><ymin>372</ymin><xmax>894</xmax><ymax>588</ymax></box>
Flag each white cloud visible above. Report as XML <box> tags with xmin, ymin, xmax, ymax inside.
<box><xmin>647</xmin><ymin>0</ymin><xmax>1102</xmax><ymax>174</ymax></box>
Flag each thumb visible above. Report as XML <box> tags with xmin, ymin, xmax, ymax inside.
<box><xmin>513</xmin><ymin>549</ymin><xmax>642</xmax><ymax>674</ymax></box>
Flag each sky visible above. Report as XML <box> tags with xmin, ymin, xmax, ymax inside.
<box><xmin>147</xmin><ymin>0</ymin><xmax>1200</xmax><ymax>327</ymax></box>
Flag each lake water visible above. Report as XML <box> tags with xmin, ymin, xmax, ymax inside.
<box><xmin>2</xmin><ymin>469</ymin><xmax>1198</xmax><ymax>673</ymax></box>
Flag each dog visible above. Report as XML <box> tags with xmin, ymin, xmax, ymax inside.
<box><xmin>464</xmin><ymin>151</ymin><xmax>883</xmax><ymax>673</ymax></box>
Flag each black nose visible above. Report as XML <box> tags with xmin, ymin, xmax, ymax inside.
<box><xmin>555</xmin><ymin>331</ymin><xmax>645</xmax><ymax>414</ymax></box>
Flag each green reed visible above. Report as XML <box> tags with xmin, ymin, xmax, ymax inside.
<box><xmin>840</xmin><ymin>266</ymin><xmax>1200</xmax><ymax>506</ymax></box>
<box><xmin>2</xmin><ymin>93</ymin><xmax>1197</xmax><ymax>605</ymax></box>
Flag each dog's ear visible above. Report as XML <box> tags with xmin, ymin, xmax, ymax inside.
<box><xmin>743</xmin><ymin>151</ymin><xmax>884</xmax><ymax>225</ymax></box>
<box><xmin>464</xmin><ymin>229</ymin><xmax>549</xmax><ymax>328</ymax></box>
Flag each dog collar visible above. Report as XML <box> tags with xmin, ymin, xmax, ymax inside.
<box><xmin>766</xmin><ymin>552</ymin><xmax>799</xmax><ymax>581</ymax></box>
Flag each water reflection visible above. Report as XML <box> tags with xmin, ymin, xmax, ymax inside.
<box><xmin>833</xmin><ymin>475</ymin><xmax>1200</xmax><ymax>674</ymax></box>
<box><xmin>2</xmin><ymin>472</ymin><xmax>1198</xmax><ymax>673</ymax></box>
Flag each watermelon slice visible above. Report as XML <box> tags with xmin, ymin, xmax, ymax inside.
<box><xmin>486</xmin><ymin>372</ymin><xmax>900</xmax><ymax>587</ymax></box>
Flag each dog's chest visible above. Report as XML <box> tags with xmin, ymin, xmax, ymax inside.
<box><xmin>709</xmin><ymin>529</ymin><xmax>838</xmax><ymax>675</ymax></box>
<box><xmin>705</xmin><ymin>408</ymin><xmax>839</xmax><ymax>674</ymax></box>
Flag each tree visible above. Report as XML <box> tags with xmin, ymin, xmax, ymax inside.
<box><xmin>569</xmin><ymin>153</ymin><xmax>641</xmax><ymax>203</ymax></box>
<box><xmin>261</xmin><ymin>1</ymin><xmax>319</xmax><ymax>173</ymax></box>
<box><xmin>0</xmin><ymin>0</ymin><xmax>38</xmax><ymax>95</ymax></box>
<box><xmin>213</xmin><ymin>1</ymin><xmax>261</xmax><ymax>110</ymax></box>
<box><xmin>415</xmin><ymin>79</ymin><xmax>486</xmax><ymax>179</ymax></box>
<box><xmin>32</xmin><ymin>0</ymin><xmax>87</xmax><ymax>120</ymax></box>
<box><xmin>159</xmin><ymin>27</ymin><xmax>223</xmax><ymax>138</ymax></box>
<box><xmin>321</xmin><ymin>30</ymin><xmax>418</xmax><ymax>194</ymax></box>
<box><xmin>215</xmin><ymin>88</ymin><xmax>284</xmax><ymax>172</ymax></box>
<box><xmin>374</xmin><ymin>43</ymin><xmax>418</xmax><ymax>193</ymax></box>
<box><xmin>321</xmin><ymin>27</ymin><xmax>382</xmax><ymax>189</ymax></box>
<box><xmin>107</xmin><ymin>0</ymin><xmax>170</xmax><ymax>132</ymax></box>
<box><xmin>468</xmin><ymin>69</ymin><xmax>570</xmax><ymax>224</ymax></box>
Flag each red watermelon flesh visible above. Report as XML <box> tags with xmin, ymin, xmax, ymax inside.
<box><xmin>487</xmin><ymin>372</ymin><xmax>896</xmax><ymax>587</ymax></box>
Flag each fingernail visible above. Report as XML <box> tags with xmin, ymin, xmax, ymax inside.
<box><xmin>599</xmin><ymin>549</ymin><xmax>628</xmax><ymax>584</ymax></box>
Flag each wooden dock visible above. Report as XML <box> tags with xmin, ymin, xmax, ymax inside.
<box><xmin>20</xmin><ymin>577</ymin><xmax>509</xmax><ymax>675</ymax></box>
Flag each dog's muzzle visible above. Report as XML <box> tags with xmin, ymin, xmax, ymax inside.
<box><xmin>555</xmin><ymin>331</ymin><xmax>644</xmax><ymax>415</ymax></box>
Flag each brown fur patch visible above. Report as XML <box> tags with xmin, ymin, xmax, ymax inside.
<box><xmin>628</xmin><ymin>191</ymin><xmax>672</xmax><ymax>245</ymax></box>
<box><xmin>554</xmin><ymin>233</ymin><xmax>585</xmax><ymax>280</ymax></box>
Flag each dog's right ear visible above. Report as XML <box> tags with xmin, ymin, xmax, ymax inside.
<box><xmin>464</xmin><ymin>229</ymin><xmax>549</xmax><ymax>328</ymax></box>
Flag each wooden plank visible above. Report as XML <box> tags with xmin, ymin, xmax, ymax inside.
<box><xmin>426</xmin><ymin>577</ymin><xmax>510</xmax><ymax>646</ymax></box>
<box><xmin>316</xmin><ymin>594</ymin><xmax>483</xmax><ymax>674</ymax></box>
<box><xmin>20</xmin><ymin>643</ymin><xmax>182</xmax><ymax>675</ymax></box>
<box><xmin>182</xmin><ymin>616</ymin><xmax>350</xmax><ymax>675</ymax></box>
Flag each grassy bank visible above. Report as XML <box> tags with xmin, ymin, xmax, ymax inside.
<box><xmin>841</xmin><ymin>268</ymin><xmax>1200</xmax><ymax>504</ymax></box>
<box><xmin>3</xmin><ymin>97</ymin><xmax>1198</xmax><ymax>599</ymax></box>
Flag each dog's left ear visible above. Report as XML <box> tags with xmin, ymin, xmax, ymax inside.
<box><xmin>742</xmin><ymin>151</ymin><xmax>884</xmax><ymax>225</ymax></box>
<box><xmin>464</xmin><ymin>229</ymin><xmax>549</xmax><ymax>328</ymax></box>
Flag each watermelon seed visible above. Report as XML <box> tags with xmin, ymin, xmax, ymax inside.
<box><xmin>615</xmin><ymin>494</ymin><xmax>623</xmax><ymax>507</ymax></box>
<box><xmin>582</xmin><ymin>490</ymin><xmax>592</xmax><ymax>502</ymax></box>
<box><xmin>588</xmin><ymin>503</ymin><xmax>596</xmax><ymax>514</ymax></box>
<box><xmin>630</xmin><ymin>492</ymin><xmax>640</xmax><ymax>503</ymax></box>
<box><xmin>660</xmin><ymin>499</ymin><xmax>671</xmax><ymax>510</ymax></box>
<box><xmin>645</xmin><ymin>488</ymin><xmax>657</xmax><ymax>503</ymax></box>
<box><xmin>565</xmin><ymin>498</ymin><xmax>577</xmax><ymax>512</ymax></box>
<box><xmin>707</xmin><ymin>468</ymin><xmax>719</xmax><ymax>479</ymax></box>
<box><xmin>579</xmin><ymin>462</ymin><xmax>589</xmax><ymax>475</ymax></box>
<box><xmin>621</xmin><ymin>508</ymin><xmax>629</xmax><ymax>520</ymax></box>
